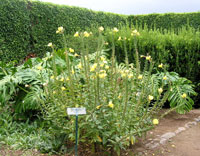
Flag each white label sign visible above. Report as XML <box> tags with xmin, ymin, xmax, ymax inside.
<box><xmin>67</xmin><ymin>108</ymin><xmax>86</xmax><ymax>115</ymax></box>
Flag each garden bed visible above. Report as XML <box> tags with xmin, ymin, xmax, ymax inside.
<box><xmin>1</xmin><ymin>109</ymin><xmax>199</xmax><ymax>156</ymax></box>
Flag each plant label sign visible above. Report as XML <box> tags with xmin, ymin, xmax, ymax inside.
<box><xmin>67</xmin><ymin>108</ymin><xmax>86</xmax><ymax>116</ymax></box>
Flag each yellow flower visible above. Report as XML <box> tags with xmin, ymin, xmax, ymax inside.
<box><xmin>121</xmin><ymin>72</ymin><xmax>126</xmax><ymax>77</ymax></box>
<box><xmin>131</xmin><ymin>136</ymin><xmax>135</xmax><ymax>145</ymax></box>
<box><xmin>113</xmin><ymin>27</ymin><xmax>119</xmax><ymax>33</ymax></box>
<box><xmin>71</xmin><ymin>69</ymin><xmax>75</xmax><ymax>74</ymax></box>
<box><xmin>148</xmin><ymin>95</ymin><xmax>154</xmax><ymax>101</ymax></box>
<box><xmin>53</xmin><ymin>91</ymin><xmax>56</xmax><ymax>94</ymax></box>
<box><xmin>56</xmin><ymin>26</ymin><xmax>64</xmax><ymax>34</ymax></box>
<box><xmin>131</xmin><ymin>29</ymin><xmax>140</xmax><ymax>36</ymax></box>
<box><xmin>96</xmin><ymin>105</ymin><xmax>101</xmax><ymax>109</ymax></box>
<box><xmin>104</xmin><ymin>42</ymin><xmax>109</xmax><ymax>45</ymax></box>
<box><xmin>60</xmin><ymin>77</ymin><xmax>64</xmax><ymax>82</ymax></box>
<box><xmin>66</xmin><ymin>77</ymin><xmax>70</xmax><ymax>81</ymax></box>
<box><xmin>77</xmin><ymin>63</ymin><xmax>82</xmax><ymax>69</ymax></box>
<box><xmin>118</xmin><ymin>94</ymin><xmax>122</xmax><ymax>99</ymax></box>
<box><xmin>90</xmin><ymin>63</ymin><xmax>98</xmax><ymax>72</ymax></box>
<box><xmin>140</xmin><ymin>55</ymin><xmax>145</xmax><ymax>58</ymax></box>
<box><xmin>97</xmin><ymin>136</ymin><xmax>102</xmax><ymax>142</ymax></box>
<box><xmin>100</xmin><ymin>63</ymin><xmax>104</xmax><ymax>67</ymax></box>
<box><xmin>181</xmin><ymin>93</ymin><xmax>187</xmax><ymax>98</ymax></box>
<box><xmin>108</xmin><ymin>101</ymin><xmax>114</xmax><ymax>108</ymax></box>
<box><xmin>69</xmin><ymin>48</ymin><xmax>74</xmax><ymax>53</ymax></box>
<box><xmin>158</xmin><ymin>88</ymin><xmax>163</xmax><ymax>94</ymax></box>
<box><xmin>74</xmin><ymin>32</ymin><xmax>79</xmax><ymax>37</ymax></box>
<box><xmin>153</xmin><ymin>119</ymin><xmax>159</xmax><ymax>125</ymax></box>
<box><xmin>125</xmin><ymin>70</ymin><xmax>129</xmax><ymax>73</ymax></box>
<box><xmin>74</xmin><ymin>53</ymin><xmax>79</xmax><ymax>57</ymax></box>
<box><xmin>138</xmin><ymin>74</ymin><xmax>143</xmax><ymax>80</ymax></box>
<box><xmin>128</xmin><ymin>73</ymin><xmax>133</xmax><ymax>79</ymax></box>
<box><xmin>99</xmin><ymin>26</ymin><xmax>104</xmax><ymax>32</ymax></box>
<box><xmin>84</xmin><ymin>31</ymin><xmax>90</xmax><ymax>37</ymax></box>
<box><xmin>50</xmin><ymin>75</ymin><xmax>54</xmax><ymax>79</ymax></box>
<box><xmin>158</xmin><ymin>63</ymin><xmax>163</xmax><ymax>68</ymax></box>
<box><xmin>163</xmin><ymin>76</ymin><xmax>167</xmax><ymax>80</ymax></box>
<box><xmin>146</xmin><ymin>56</ymin><xmax>151</xmax><ymax>61</ymax></box>
<box><xmin>61</xmin><ymin>86</ymin><xmax>66</xmax><ymax>91</ymax></box>
<box><xmin>99</xmin><ymin>73</ymin><xmax>107</xmax><ymax>79</ymax></box>
<box><xmin>47</xmin><ymin>42</ymin><xmax>53</xmax><ymax>47</ymax></box>
<box><xmin>58</xmin><ymin>26</ymin><xmax>63</xmax><ymax>32</ymax></box>
<box><xmin>105</xmin><ymin>65</ymin><xmax>109</xmax><ymax>69</ymax></box>
<box><xmin>37</xmin><ymin>66</ymin><xmax>42</xmax><ymax>70</ymax></box>
<box><xmin>100</xmin><ymin>56</ymin><xmax>105</xmax><ymax>61</ymax></box>
<box><xmin>118</xmin><ymin>36</ymin><xmax>122</xmax><ymax>41</ymax></box>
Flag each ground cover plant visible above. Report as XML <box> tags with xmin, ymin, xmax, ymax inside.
<box><xmin>0</xmin><ymin>27</ymin><xmax>197</xmax><ymax>155</ymax></box>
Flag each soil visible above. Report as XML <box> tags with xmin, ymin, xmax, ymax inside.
<box><xmin>129</xmin><ymin>109</ymin><xmax>200</xmax><ymax>156</ymax></box>
<box><xmin>0</xmin><ymin>109</ymin><xmax>200</xmax><ymax>156</ymax></box>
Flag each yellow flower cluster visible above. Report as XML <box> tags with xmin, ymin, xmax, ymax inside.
<box><xmin>90</xmin><ymin>63</ymin><xmax>98</xmax><ymax>72</ymax></box>
<box><xmin>158</xmin><ymin>63</ymin><xmax>163</xmax><ymax>68</ymax></box>
<box><xmin>69</xmin><ymin>48</ymin><xmax>74</xmax><ymax>53</ymax></box>
<box><xmin>146</xmin><ymin>55</ymin><xmax>151</xmax><ymax>61</ymax></box>
<box><xmin>138</xmin><ymin>74</ymin><xmax>143</xmax><ymax>80</ymax></box>
<box><xmin>99</xmin><ymin>70</ymin><xmax>107</xmax><ymax>79</ymax></box>
<box><xmin>84</xmin><ymin>31</ymin><xmax>90</xmax><ymax>37</ymax></box>
<box><xmin>153</xmin><ymin>119</ymin><xmax>159</xmax><ymax>125</ymax></box>
<box><xmin>118</xmin><ymin>36</ymin><xmax>122</xmax><ymax>41</ymax></box>
<box><xmin>158</xmin><ymin>88</ymin><xmax>163</xmax><ymax>94</ymax></box>
<box><xmin>148</xmin><ymin>95</ymin><xmax>154</xmax><ymax>101</ymax></box>
<box><xmin>74</xmin><ymin>32</ymin><xmax>79</xmax><ymax>37</ymax></box>
<box><xmin>113</xmin><ymin>27</ymin><xmax>119</xmax><ymax>33</ymax></box>
<box><xmin>99</xmin><ymin>26</ymin><xmax>104</xmax><ymax>32</ymax></box>
<box><xmin>131</xmin><ymin>29</ymin><xmax>140</xmax><ymax>36</ymax></box>
<box><xmin>108</xmin><ymin>101</ymin><xmax>114</xmax><ymax>108</ymax></box>
<box><xmin>47</xmin><ymin>42</ymin><xmax>53</xmax><ymax>48</ymax></box>
<box><xmin>56</xmin><ymin>26</ymin><xmax>64</xmax><ymax>34</ymax></box>
<box><xmin>181</xmin><ymin>93</ymin><xmax>187</xmax><ymax>98</ymax></box>
<box><xmin>163</xmin><ymin>76</ymin><xmax>167</xmax><ymax>80</ymax></box>
<box><xmin>77</xmin><ymin>63</ymin><xmax>82</xmax><ymax>69</ymax></box>
<box><xmin>36</xmin><ymin>66</ymin><xmax>42</xmax><ymax>70</ymax></box>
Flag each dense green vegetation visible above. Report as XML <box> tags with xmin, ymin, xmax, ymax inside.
<box><xmin>128</xmin><ymin>12</ymin><xmax>200</xmax><ymax>30</ymax></box>
<box><xmin>1</xmin><ymin>0</ymin><xmax>200</xmax><ymax>63</ymax></box>
<box><xmin>0</xmin><ymin>27</ymin><xmax>197</xmax><ymax>155</ymax></box>
<box><xmin>0</xmin><ymin>0</ymin><xmax>199</xmax><ymax>154</ymax></box>
<box><xmin>105</xmin><ymin>26</ymin><xmax>200</xmax><ymax>105</ymax></box>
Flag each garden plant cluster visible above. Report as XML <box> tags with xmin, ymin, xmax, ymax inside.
<box><xmin>0</xmin><ymin>25</ymin><xmax>197</xmax><ymax>155</ymax></box>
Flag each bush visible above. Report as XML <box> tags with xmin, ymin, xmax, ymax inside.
<box><xmin>105</xmin><ymin>25</ymin><xmax>200</xmax><ymax>106</ymax></box>
<box><xmin>128</xmin><ymin>12</ymin><xmax>200</xmax><ymax>30</ymax></box>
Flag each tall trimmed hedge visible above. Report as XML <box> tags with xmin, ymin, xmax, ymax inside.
<box><xmin>128</xmin><ymin>12</ymin><xmax>200</xmax><ymax>30</ymax></box>
<box><xmin>1</xmin><ymin>0</ymin><xmax>200</xmax><ymax>62</ymax></box>
<box><xmin>0</xmin><ymin>0</ymin><xmax>127</xmax><ymax>62</ymax></box>
<box><xmin>0</xmin><ymin>0</ymin><xmax>31</xmax><ymax>62</ymax></box>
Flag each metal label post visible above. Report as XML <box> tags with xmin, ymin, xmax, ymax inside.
<box><xmin>67</xmin><ymin>108</ymin><xmax>86</xmax><ymax>156</ymax></box>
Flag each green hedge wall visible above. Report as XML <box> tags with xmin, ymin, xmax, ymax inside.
<box><xmin>128</xmin><ymin>12</ymin><xmax>200</xmax><ymax>30</ymax></box>
<box><xmin>1</xmin><ymin>0</ymin><xmax>200</xmax><ymax>62</ymax></box>
<box><xmin>0</xmin><ymin>0</ymin><xmax>127</xmax><ymax>62</ymax></box>
<box><xmin>0</xmin><ymin>0</ymin><xmax>31</xmax><ymax>62</ymax></box>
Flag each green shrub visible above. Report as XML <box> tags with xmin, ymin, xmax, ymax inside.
<box><xmin>128</xmin><ymin>12</ymin><xmax>200</xmax><ymax>30</ymax></box>
<box><xmin>0</xmin><ymin>27</ymin><xmax>196</xmax><ymax>155</ymax></box>
<box><xmin>0</xmin><ymin>0</ymin><xmax>31</xmax><ymax>62</ymax></box>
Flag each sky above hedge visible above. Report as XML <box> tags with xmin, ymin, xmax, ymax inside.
<box><xmin>39</xmin><ymin>0</ymin><xmax>200</xmax><ymax>15</ymax></box>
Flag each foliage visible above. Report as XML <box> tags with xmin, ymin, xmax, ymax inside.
<box><xmin>105</xmin><ymin>25</ymin><xmax>200</xmax><ymax>106</ymax></box>
<box><xmin>37</xmin><ymin>28</ymin><xmax>197</xmax><ymax>154</ymax></box>
<box><xmin>128</xmin><ymin>12</ymin><xmax>200</xmax><ymax>30</ymax></box>
<box><xmin>0</xmin><ymin>0</ymin><xmax>31</xmax><ymax>62</ymax></box>
<box><xmin>0</xmin><ymin>0</ymin><xmax>127</xmax><ymax>62</ymax></box>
